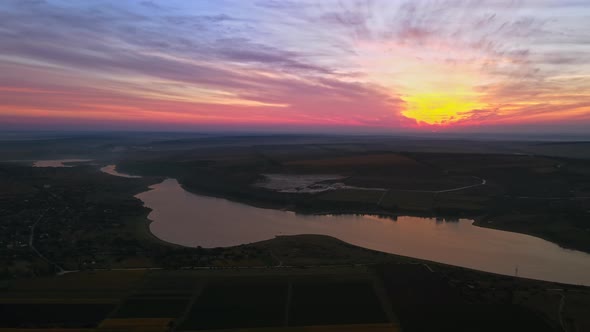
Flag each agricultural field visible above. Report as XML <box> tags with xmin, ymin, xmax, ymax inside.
<box><xmin>178</xmin><ymin>279</ymin><xmax>288</xmax><ymax>330</ymax></box>
<box><xmin>0</xmin><ymin>303</ymin><xmax>113</xmax><ymax>328</ymax></box>
<box><xmin>378</xmin><ymin>191</ymin><xmax>435</xmax><ymax>211</ymax></box>
<box><xmin>3</xmin><ymin>262</ymin><xmax>588</xmax><ymax>331</ymax></box>
<box><xmin>375</xmin><ymin>264</ymin><xmax>556</xmax><ymax>332</ymax></box>
<box><xmin>1</xmin><ymin>270</ymin><xmax>146</xmax><ymax>299</ymax></box>
<box><xmin>284</xmin><ymin>153</ymin><xmax>421</xmax><ymax>169</ymax></box>
<box><xmin>112</xmin><ymin>298</ymin><xmax>191</xmax><ymax>318</ymax></box>
<box><xmin>318</xmin><ymin>189</ymin><xmax>384</xmax><ymax>204</ymax></box>
<box><xmin>289</xmin><ymin>280</ymin><xmax>389</xmax><ymax>326</ymax></box>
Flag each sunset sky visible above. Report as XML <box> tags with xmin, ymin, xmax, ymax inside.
<box><xmin>1</xmin><ymin>0</ymin><xmax>590</xmax><ymax>133</ymax></box>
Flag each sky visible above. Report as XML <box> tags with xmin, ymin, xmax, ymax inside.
<box><xmin>1</xmin><ymin>0</ymin><xmax>590</xmax><ymax>134</ymax></box>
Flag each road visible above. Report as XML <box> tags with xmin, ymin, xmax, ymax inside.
<box><xmin>377</xmin><ymin>176</ymin><xmax>487</xmax><ymax>205</ymax></box>
<box><xmin>435</xmin><ymin>178</ymin><xmax>487</xmax><ymax>194</ymax></box>
<box><xmin>29</xmin><ymin>208</ymin><xmax>66</xmax><ymax>275</ymax></box>
<box><xmin>513</xmin><ymin>196</ymin><xmax>590</xmax><ymax>200</ymax></box>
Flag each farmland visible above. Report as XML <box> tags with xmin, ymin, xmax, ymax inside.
<box><xmin>0</xmin><ymin>303</ymin><xmax>114</xmax><ymax>328</ymax></box>
<box><xmin>179</xmin><ymin>280</ymin><xmax>287</xmax><ymax>330</ymax></box>
<box><xmin>289</xmin><ymin>280</ymin><xmax>388</xmax><ymax>326</ymax></box>
<box><xmin>1</xmin><ymin>262</ymin><xmax>583</xmax><ymax>332</ymax></box>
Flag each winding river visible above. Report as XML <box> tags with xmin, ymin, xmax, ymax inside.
<box><xmin>101</xmin><ymin>165</ymin><xmax>590</xmax><ymax>286</ymax></box>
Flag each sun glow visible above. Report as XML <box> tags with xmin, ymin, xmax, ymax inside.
<box><xmin>353</xmin><ymin>38</ymin><xmax>492</xmax><ymax>126</ymax></box>
<box><xmin>402</xmin><ymin>92</ymin><xmax>486</xmax><ymax>125</ymax></box>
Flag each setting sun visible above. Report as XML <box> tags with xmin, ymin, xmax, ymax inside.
<box><xmin>402</xmin><ymin>92</ymin><xmax>486</xmax><ymax>125</ymax></box>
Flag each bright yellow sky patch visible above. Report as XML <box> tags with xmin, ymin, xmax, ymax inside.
<box><xmin>353</xmin><ymin>40</ymin><xmax>493</xmax><ymax>125</ymax></box>
<box><xmin>402</xmin><ymin>92</ymin><xmax>485</xmax><ymax>125</ymax></box>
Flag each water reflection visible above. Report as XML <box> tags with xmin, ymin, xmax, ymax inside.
<box><xmin>137</xmin><ymin>178</ymin><xmax>590</xmax><ymax>285</ymax></box>
<box><xmin>33</xmin><ymin>159</ymin><xmax>92</xmax><ymax>167</ymax></box>
<box><xmin>100</xmin><ymin>165</ymin><xmax>142</xmax><ymax>178</ymax></box>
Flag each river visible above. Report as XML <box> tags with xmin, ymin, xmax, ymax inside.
<box><xmin>101</xmin><ymin>165</ymin><xmax>590</xmax><ymax>285</ymax></box>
